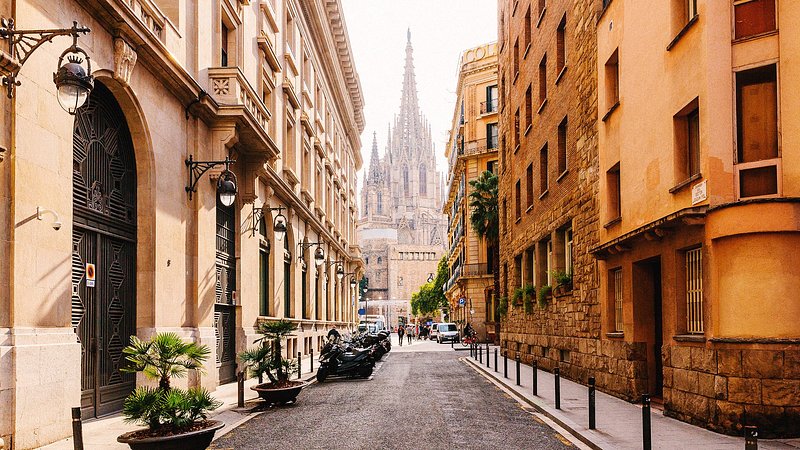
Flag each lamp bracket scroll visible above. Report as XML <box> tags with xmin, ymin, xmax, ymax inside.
<box><xmin>185</xmin><ymin>154</ymin><xmax>236</xmax><ymax>200</ymax></box>
<box><xmin>0</xmin><ymin>18</ymin><xmax>90</xmax><ymax>98</ymax></box>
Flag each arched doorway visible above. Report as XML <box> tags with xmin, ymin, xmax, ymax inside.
<box><xmin>71</xmin><ymin>82</ymin><xmax>137</xmax><ymax>417</ymax></box>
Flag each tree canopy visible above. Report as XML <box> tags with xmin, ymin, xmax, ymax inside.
<box><xmin>410</xmin><ymin>256</ymin><xmax>449</xmax><ymax>317</ymax></box>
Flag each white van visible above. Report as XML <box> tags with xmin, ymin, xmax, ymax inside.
<box><xmin>429</xmin><ymin>323</ymin><xmax>440</xmax><ymax>341</ymax></box>
<box><xmin>437</xmin><ymin>323</ymin><xmax>459</xmax><ymax>343</ymax></box>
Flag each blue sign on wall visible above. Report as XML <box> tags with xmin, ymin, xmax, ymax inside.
<box><xmin>358</xmin><ymin>308</ymin><xmax>366</xmax><ymax>315</ymax></box>
<box><xmin>458</xmin><ymin>297</ymin><xmax>466</xmax><ymax>306</ymax></box>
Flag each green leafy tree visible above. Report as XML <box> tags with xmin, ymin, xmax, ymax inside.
<box><xmin>469</xmin><ymin>170</ymin><xmax>500</xmax><ymax>340</ymax></box>
<box><xmin>410</xmin><ymin>257</ymin><xmax>449</xmax><ymax>318</ymax></box>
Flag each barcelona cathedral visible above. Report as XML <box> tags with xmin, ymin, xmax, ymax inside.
<box><xmin>357</xmin><ymin>31</ymin><xmax>447</xmax><ymax>327</ymax></box>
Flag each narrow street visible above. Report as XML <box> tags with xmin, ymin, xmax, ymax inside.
<box><xmin>211</xmin><ymin>340</ymin><xmax>576</xmax><ymax>450</ymax></box>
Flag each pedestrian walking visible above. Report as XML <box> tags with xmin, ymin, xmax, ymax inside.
<box><xmin>406</xmin><ymin>325</ymin><xmax>413</xmax><ymax>344</ymax></box>
<box><xmin>397</xmin><ymin>325</ymin><xmax>405</xmax><ymax>346</ymax></box>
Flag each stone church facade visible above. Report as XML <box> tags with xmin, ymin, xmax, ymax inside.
<box><xmin>358</xmin><ymin>32</ymin><xmax>447</xmax><ymax>326</ymax></box>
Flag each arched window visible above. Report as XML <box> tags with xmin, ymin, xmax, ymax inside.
<box><xmin>377</xmin><ymin>192</ymin><xmax>383</xmax><ymax>213</ymax></box>
<box><xmin>378</xmin><ymin>256</ymin><xmax>382</xmax><ymax>264</ymax></box>
<box><xmin>403</xmin><ymin>167</ymin><xmax>409</xmax><ymax>196</ymax></box>
<box><xmin>419</xmin><ymin>165</ymin><xmax>427</xmax><ymax>195</ymax></box>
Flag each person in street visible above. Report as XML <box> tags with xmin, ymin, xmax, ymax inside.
<box><xmin>406</xmin><ymin>325</ymin><xmax>413</xmax><ymax>344</ymax></box>
<box><xmin>464</xmin><ymin>322</ymin><xmax>475</xmax><ymax>339</ymax></box>
<box><xmin>397</xmin><ymin>325</ymin><xmax>405</xmax><ymax>346</ymax></box>
<box><xmin>327</xmin><ymin>325</ymin><xmax>341</xmax><ymax>341</ymax></box>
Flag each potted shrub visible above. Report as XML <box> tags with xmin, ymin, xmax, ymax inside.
<box><xmin>537</xmin><ymin>285</ymin><xmax>553</xmax><ymax>308</ymax></box>
<box><xmin>116</xmin><ymin>333</ymin><xmax>223</xmax><ymax>450</ymax></box>
<box><xmin>512</xmin><ymin>287</ymin><xmax>524</xmax><ymax>306</ymax></box>
<box><xmin>496</xmin><ymin>296</ymin><xmax>509</xmax><ymax>319</ymax></box>
<box><xmin>551</xmin><ymin>270</ymin><xmax>573</xmax><ymax>296</ymax></box>
<box><xmin>240</xmin><ymin>319</ymin><xmax>308</xmax><ymax>405</ymax></box>
<box><xmin>523</xmin><ymin>284</ymin><xmax>536</xmax><ymax>314</ymax></box>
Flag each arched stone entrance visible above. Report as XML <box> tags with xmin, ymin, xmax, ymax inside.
<box><xmin>71</xmin><ymin>81</ymin><xmax>138</xmax><ymax>417</ymax></box>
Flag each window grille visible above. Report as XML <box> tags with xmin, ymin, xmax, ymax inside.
<box><xmin>686</xmin><ymin>247</ymin><xmax>704</xmax><ymax>333</ymax></box>
<box><xmin>614</xmin><ymin>269</ymin><xmax>623</xmax><ymax>332</ymax></box>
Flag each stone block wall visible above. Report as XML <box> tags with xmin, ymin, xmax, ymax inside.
<box><xmin>664</xmin><ymin>346</ymin><xmax>800</xmax><ymax>438</ymax></box>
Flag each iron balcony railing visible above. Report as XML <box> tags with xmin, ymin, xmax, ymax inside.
<box><xmin>480</xmin><ymin>98</ymin><xmax>499</xmax><ymax>114</ymax></box>
<box><xmin>462</xmin><ymin>263</ymin><xmax>494</xmax><ymax>277</ymax></box>
<box><xmin>445</xmin><ymin>264</ymin><xmax>463</xmax><ymax>292</ymax></box>
<box><xmin>462</xmin><ymin>138</ymin><xmax>498</xmax><ymax>157</ymax></box>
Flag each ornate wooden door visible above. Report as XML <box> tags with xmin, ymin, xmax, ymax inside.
<box><xmin>215</xmin><ymin>198</ymin><xmax>237</xmax><ymax>384</ymax></box>
<box><xmin>71</xmin><ymin>82</ymin><xmax>137</xmax><ymax>417</ymax></box>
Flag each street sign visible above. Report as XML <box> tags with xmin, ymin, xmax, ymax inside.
<box><xmin>458</xmin><ymin>297</ymin><xmax>466</xmax><ymax>306</ymax></box>
<box><xmin>86</xmin><ymin>263</ymin><xmax>96</xmax><ymax>288</ymax></box>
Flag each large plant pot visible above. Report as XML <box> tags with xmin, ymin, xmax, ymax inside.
<box><xmin>251</xmin><ymin>381</ymin><xmax>308</xmax><ymax>405</ymax></box>
<box><xmin>117</xmin><ymin>420</ymin><xmax>224</xmax><ymax>450</ymax></box>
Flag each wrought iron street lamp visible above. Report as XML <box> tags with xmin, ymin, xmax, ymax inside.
<box><xmin>0</xmin><ymin>19</ymin><xmax>93</xmax><ymax>113</ymax></box>
<box><xmin>252</xmin><ymin>204</ymin><xmax>288</xmax><ymax>241</ymax></box>
<box><xmin>298</xmin><ymin>242</ymin><xmax>326</xmax><ymax>267</ymax></box>
<box><xmin>185</xmin><ymin>155</ymin><xmax>237</xmax><ymax>206</ymax></box>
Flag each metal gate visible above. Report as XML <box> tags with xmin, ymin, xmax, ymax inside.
<box><xmin>215</xmin><ymin>198</ymin><xmax>237</xmax><ymax>384</ymax></box>
<box><xmin>72</xmin><ymin>82</ymin><xmax>137</xmax><ymax>418</ymax></box>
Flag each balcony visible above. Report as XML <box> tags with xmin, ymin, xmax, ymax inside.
<box><xmin>445</xmin><ymin>264</ymin><xmax>463</xmax><ymax>293</ymax></box>
<box><xmin>462</xmin><ymin>138</ymin><xmax>498</xmax><ymax>158</ymax></box>
<box><xmin>480</xmin><ymin>98</ymin><xmax>499</xmax><ymax>115</ymax></box>
<box><xmin>207</xmin><ymin>67</ymin><xmax>278</xmax><ymax>158</ymax></box>
<box><xmin>462</xmin><ymin>263</ymin><xmax>493</xmax><ymax>277</ymax></box>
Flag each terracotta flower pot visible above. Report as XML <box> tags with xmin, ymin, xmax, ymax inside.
<box><xmin>117</xmin><ymin>420</ymin><xmax>224</xmax><ymax>450</ymax></box>
<box><xmin>251</xmin><ymin>380</ymin><xmax>309</xmax><ymax>405</ymax></box>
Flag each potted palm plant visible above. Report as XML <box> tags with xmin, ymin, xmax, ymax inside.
<box><xmin>116</xmin><ymin>333</ymin><xmax>223</xmax><ymax>450</ymax></box>
<box><xmin>239</xmin><ymin>319</ymin><xmax>308</xmax><ymax>405</ymax></box>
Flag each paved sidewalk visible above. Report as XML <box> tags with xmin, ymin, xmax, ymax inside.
<box><xmin>464</xmin><ymin>346</ymin><xmax>800</xmax><ymax>450</ymax></box>
<box><xmin>41</xmin><ymin>354</ymin><xmax>320</xmax><ymax>450</ymax></box>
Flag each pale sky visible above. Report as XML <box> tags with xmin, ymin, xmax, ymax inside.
<box><xmin>341</xmin><ymin>0</ymin><xmax>498</xmax><ymax>187</ymax></box>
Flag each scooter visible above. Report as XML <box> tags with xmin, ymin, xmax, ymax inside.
<box><xmin>316</xmin><ymin>343</ymin><xmax>376</xmax><ymax>382</ymax></box>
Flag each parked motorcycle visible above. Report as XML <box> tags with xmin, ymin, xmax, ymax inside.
<box><xmin>316</xmin><ymin>341</ymin><xmax>376</xmax><ymax>382</ymax></box>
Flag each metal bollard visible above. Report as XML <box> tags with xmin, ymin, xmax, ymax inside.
<box><xmin>237</xmin><ymin>371</ymin><xmax>245</xmax><ymax>407</ymax></box>
<box><xmin>516</xmin><ymin>354</ymin><xmax>521</xmax><ymax>386</ymax></box>
<box><xmin>71</xmin><ymin>407</ymin><xmax>84</xmax><ymax>450</ymax></box>
<box><xmin>310</xmin><ymin>349</ymin><xmax>314</xmax><ymax>372</ymax></box>
<box><xmin>298</xmin><ymin>352</ymin><xmax>302</xmax><ymax>379</ymax></box>
<box><xmin>555</xmin><ymin>367</ymin><xmax>561</xmax><ymax>409</ymax></box>
<box><xmin>494</xmin><ymin>348</ymin><xmax>498</xmax><ymax>372</ymax></box>
<box><xmin>745</xmin><ymin>426</ymin><xmax>758</xmax><ymax>450</ymax></box>
<box><xmin>479</xmin><ymin>344</ymin><xmax>483</xmax><ymax>364</ymax></box>
<box><xmin>532</xmin><ymin>359</ymin><xmax>538</xmax><ymax>396</ymax></box>
<box><xmin>486</xmin><ymin>344</ymin><xmax>490</xmax><ymax>368</ymax></box>
<box><xmin>642</xmin><ymin>394</ymin><xmax>652</xmax><ymax>450</ymax></box>
<box><xmin>504</xmin><ymin>351</ymin><xmax>508</xmax><ymax>378</ymax></box>
<box><xmin>588</xmin><ymin>376</ymin><xmax>596</xmax><ymax>429</ymax></box>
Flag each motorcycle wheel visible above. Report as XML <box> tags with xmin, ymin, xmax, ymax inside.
<box><xmin>358</xmin><ymin>365</ymin><xmax>374</xmax><ymax>378</ymax></box>
<box><xmin>316</xmin><ymin>366</ymin><xmax>328</xmax><ymax>383</ymax></box>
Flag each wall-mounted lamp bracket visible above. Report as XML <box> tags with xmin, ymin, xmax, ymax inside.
<box><xmin>0</xmin><ymin>18</ymin><xmax>90</xmax><ymax>98</ymax></box>
<box><xmin>185</xmin><ymin>154</ymin><xmax>235</xmax><ymax>200</ymax></box>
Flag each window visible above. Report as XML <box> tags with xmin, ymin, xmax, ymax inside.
<box><xmin>259</xmin><ymin>245</ymin><xmax>270</xmax><ymax>316</ymax></box>
<box><xmin>538</xmin><ymin>55</ymin><xmax>547</xmax><ymax>106</ymax></box>
<box><xmin>514</xmin><ymin>109</ymin><xmax>520</xmax><ymax>149</ymax></box>
<box><xmin>564</xmin><ymin>227</ymin><xmax>573</xmax><ymax>275</ymax></box>
<box><xmin>613</xmin><ymin>268</ymin><xmax>623</xmax><ymax>332</ymax></box>
<box><xmin>403</xmin><ymin>167</ymin><xmax>410</xmax><ymax>196</ymax></box>
<box><xmin>539</xmin><ymin>143</ymin><xmax>549</xmax><ymax>194</ymax></box>
<box><xmin>734</xmin><ymin>0</ymin><xmax>776</xmax><ymax>40</ymax></box>
<box><xmin>525</xmin><ymin>84</ymin><xmax>533</xmax><ymax>128</ymax></box>
<box><xmin>513</xmin><ymin>38</ymin><xmax>520</xmax><ymax>77</ymax></box>
<box><xmin>685</xmin><ymin>247</ymin><xmax>704</xmax><ymax>333</ymax></box>
<box><xmin>526</xmin><ymin>163</ymin><xmax>534</xmax><ymax>208</ymax></box>
<box><xmin>605</xmin><ymin>50</ymin><xmax>619</xmax><ymax>112</ymax></box>
<box><xmin>538</xmin><ymin>0</ymin><xmax>546</xmax><ymax>21</ymax></box>
<box><xmin>221</xmin><ymin>22</ymin><xmax>230</xmax><ymax>67</ymax></box>
<box><xmin>485</xmin><ymin>85</ymin><xmax>498</xmax><ymax>113</ymax></box>
<box><xmin>285</xmin><ymin>9</ymin><xmax>296</xmax><ymax>57</ymax></box>
<box><xmin>420</xmin><ymin>165</ymin><xmax>427</xmax><ymax>195</ymax></box>
<box><xmin>487</xmin><ymin>123</ymin><xmax>498</xmax><ymax>149</ymax></box>
<box><xmin>673</xmin><ymin>100</ymin><xmax>700</xmax><ymax>183</ymax></box>
<box><xmin>284</xmin><ymin>238</ymin><xmax>292</xmax><ymax>317</ymax></box>
<box><xmin>524</xmin><ymin>7</ymin><xmax>532</xmax><ymax>50</ymax></box>
<box><xmin>487</xmin><ymin>160</ymin><xmax>498</xmax><ymax>174</ymax></box>
<box><xmin>514</xmin><ymin>255</ymin><xmax>523</xmax><ymax>289</ymax></box>
<box><xmin>515</xmin><ymin>179</ymin><xmax>522</xmax><ymax>220</ymax></box>
<box><xmin>377</xmin><ymin>192</ymin><xmax>383</xmax><ymax>214</ymax></box>
<box><xmin>607</xmin><ymin>163</ymin><xmax>621</xmax><ymax>221</ymax></box>
<box><xmin>525</xmin><ymin>246</ymin><xmax>535</xmax><ymax>285</ymax></box>
<box><xmin>301</xmin><ymin>261</ymin><xmax>309</xmax><ymax>319</ymax></box>
<box><xmin>556</xmin><ymin>16</ymin><xmax>566</xmax><ymax>73</ymax></box>
<box><xmin>501</xmin><ymin>198</ymin><xmax>507</xmax><ymax>233</ymax></box>
<box><xmin>557</xmin><ymin>117</ymin><xmax>568</xmax><ymax>175</ymax></box>
<box><xmin>736</xmin><ymin>65</ymin><xmax>779</xmax><ymax>198</ymax></box>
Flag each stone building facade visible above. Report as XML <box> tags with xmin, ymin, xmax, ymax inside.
<box><xmin>496</xmin><ymin>0</ymin><xmax>618</xmax><ymax>394</ymax></box>
<box><xmin>442</xmin><ymin>42</ymin><xmax>499</xmax><ymax>342</ymax></box>
<box><xmin>0</xmin><ymin>0</ymin><xmax>363</xmax><ymax>447</ymax></box>
<box><xmin>358</xmin><ymin>32</ymin><xmax>447</xmax><ymax>326</ymax></box>
<box><xmin>595</xmin><ymin>0</ymin><xmax>800</xmax><ymax>437</ymax></box>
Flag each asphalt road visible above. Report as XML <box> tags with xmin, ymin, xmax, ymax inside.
<box><xmin>212</xmin><ymin>341</ymin><xmax>575</xmax><ymax>450</ymax></box>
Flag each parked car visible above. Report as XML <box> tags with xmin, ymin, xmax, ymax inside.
<box><xmin>437</xmin><ymin>323</ymin><xmax>459</xmax><ymax>343</ymax></box>
<box><xmin>429</xmin><ymin>323</ymin><xmax>440</xmax><ymax>342</ymax></box>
